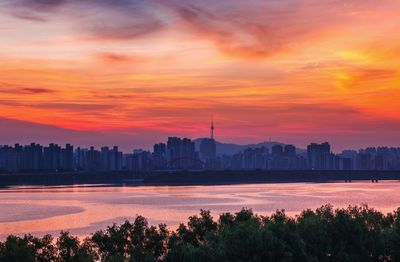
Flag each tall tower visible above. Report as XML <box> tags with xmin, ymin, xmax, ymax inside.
<box><xmin>210</xmin><ymin>119</ymin><xmax>214</xmax><ymax>140</ymax></box>
<box><xmin>201</xmin><ymin>119</ymin><xmax>217</xmax><ymax>161</ymax></box>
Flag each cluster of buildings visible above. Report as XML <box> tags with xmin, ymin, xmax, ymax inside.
<box><xmin>213</xmin><ymin>143</ymin><xmax>400</xmax><ymax>171</ymax></box>
<box><xmin>1</xmin><ymin>123</ymin><xmax>400</xmax><ymax>173</ymax></box>
<box><xmin>0</xmin><ymin>143</ymin><xmax>74</xmax><ymax>173</ymax></box>
<box><xmin>1</xmin><ymin>141</ymin><xmax>400</xmax><ymax>173</ymax></box>
<box><xmin>0</xmin><ymin>137</ymin><xmax>200</xmax><ymax>173</ymax></box>
<box><xmin>219</xmin><ymin>144</ymin><xmax>307</xmax><ymax>170</ymax></box>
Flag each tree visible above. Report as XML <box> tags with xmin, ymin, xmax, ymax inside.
<box><xmin>0</xmin><ymin>235</ymin><xmax>35</xmax><ymax>262</ymax></box>
<box><xmin>56</xmin><ymin>231</ymin><xmax>95</xmax><ymax>262</ymax></box>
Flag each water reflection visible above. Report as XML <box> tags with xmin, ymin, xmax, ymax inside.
<box><xmin>1</xmin><ymin>181</ymin><xmax>400</xmax><ymax>239</ymax></box>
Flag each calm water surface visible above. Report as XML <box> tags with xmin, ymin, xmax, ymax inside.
<box><xmin>1</xmin><ymin>181</ymin><xmax>400</xmax><ymax>239</ymax></box>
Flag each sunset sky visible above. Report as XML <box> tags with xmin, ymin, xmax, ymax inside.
<box><xmin>1</xmin><ymin>0</ymin><xmax>400</xmax><ymax>151</ymax></box>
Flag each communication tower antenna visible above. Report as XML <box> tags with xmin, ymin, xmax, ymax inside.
<box><xmin>211</xmin><ymin>118</ymin><xmax>214</xmax><ymax>140</ymax></box>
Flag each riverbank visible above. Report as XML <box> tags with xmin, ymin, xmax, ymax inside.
<box><xmin>1</xmin><ymin>170</ymin><xmax>400</xmax><ymax>187</ymax></box>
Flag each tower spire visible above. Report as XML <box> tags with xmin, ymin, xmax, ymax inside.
<box><xmin>210</xmin><ymin>118</ymin><xmax>214</xmax><ymax>140</ymax></box>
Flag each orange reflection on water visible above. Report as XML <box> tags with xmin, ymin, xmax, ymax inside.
<box><xmin>1</xmin><ymin>181</ymin><xmax>400</xmax><ymax>239</ymax></box>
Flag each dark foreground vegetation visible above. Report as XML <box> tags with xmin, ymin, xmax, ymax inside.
<box><xmin>2</xmin><ymin>205</ymin><xmax>400</xmax><ymax>261</ymax></box>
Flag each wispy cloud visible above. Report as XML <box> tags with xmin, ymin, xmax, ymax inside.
<box><xmin>33</xmin><ymin>102</ymin><xmax>115</xmax><ymax>111</ymax></box>
<box><xmin>0</xmin><ymin>85</ymin><xmax>55</xmax><ymax>95</ymax></box>
<box><xmin>11</xmin><ymin>13</ymin><xmax>48</xmax><ymax>22</ymax></box>
<box><xmin>5</xmin><ymin>0</ymin><xmax>397</xmax><ymax>56</ymax></box>
<box><xmin>4</xmin><ymin>0</ymin><xmax>166</xmax><ymax>40</ymax></box>
<box><xmin>23</xmin><ymin>88</ymin><xmax>53</xmax><ymax>94</ymax></box>
<box><xmin>96</xmin><ymin>53</ymin><xmax>140</xmax><ymax>63</ymax></box>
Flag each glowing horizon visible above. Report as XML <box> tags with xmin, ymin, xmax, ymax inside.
<box><xmin>1</xmin><ymin>0</ymin><xmax>400</xmax><ymax>151</ymax></box>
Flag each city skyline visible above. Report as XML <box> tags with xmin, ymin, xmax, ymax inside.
<box><xmin>2</xmin><ymin>138</ymin><xmax>400</xmax><ymax>173</ymax></box>
<box><xmin>1</xmin><ymin>117</ymin><xmax>400</xmax><ymax>153</ymax></box>
<box><xmin>0</xmin><ymin>113</ymin><xmax>398</xmax><ymax>172</ymax></box>
<box><xmin>2</xmin><ymin>135</ymin><xmax>400</xmax><ymax>155</ymax></box>
<box><xmin>1</xmin><ymin>1</ymin><xmax>400</xmax><ymax>150</ymax></box>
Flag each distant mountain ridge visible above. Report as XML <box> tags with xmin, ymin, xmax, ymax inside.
<box><xmin>194</xmin><ymin>138</ymin><xmax>306</xmax><ymax>156</ymax></box>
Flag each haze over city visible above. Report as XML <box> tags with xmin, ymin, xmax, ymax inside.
<box><xmin>1</xmin><ymin>0</ymin><xmax>400</xmax><ymax>151</ymax></box>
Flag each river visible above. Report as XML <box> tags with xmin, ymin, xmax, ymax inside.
<box><xmin>1</xmin><ymin>181</ymin><xmax>400</xmax><ymax>240</ymax></box>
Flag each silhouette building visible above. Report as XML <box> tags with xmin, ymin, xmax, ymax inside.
<box><xmin>200</xmin><ymin>120</ymin><xmax>217</xmax><ymax>163</ymax></box>
<box><xmin>307</xmin><ymin>142</ymin><xmax>331</xmax><ymax>170</ymax></box>
<box><xmin>152</xmin><ymin>143</ymin><xmax>167</xmax><ymax>169</ymax></box>
<box><xmin>167</xmin><ymin>137</ymin><xmax>198</xmax><ymax>169</ymax></box>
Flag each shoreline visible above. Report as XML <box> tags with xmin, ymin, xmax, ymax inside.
<box><xmin>0</xmin><ymin>170</ymin><xmax>399</xmax><ymax>188</ymax></box>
